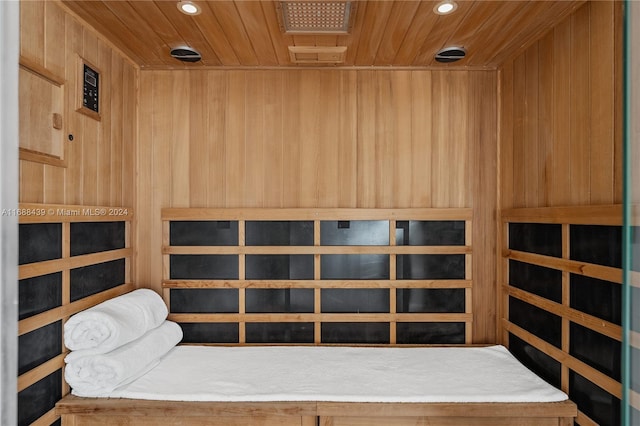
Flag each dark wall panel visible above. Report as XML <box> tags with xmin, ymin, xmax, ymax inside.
<box><xmin>396</xmin><ymin>254</ymin><xmax>465</xmax><ymax>279</ymax></box>
<box><xmin>508</xmin><ymin>260</ymin><xmax>561</xmax><ymax>303</ymax></box>
<box><xmin>170</xmin><ymin>255</ymin><xmax>238</xmax><ymax>279</ymax></box>
<box><xmin>18</xmin><ymin>321</ymin><xmax>62</xmax><ymax>375</ymax></box>
<box><xmin>19</xmin><ymin>223</ymin><xmax>61</xmax><ymax>265</ymax></box>
<box><xmin>245</xmin><ymin>322</ymin><xmax>314</xmax><ymax>343</ymax></box>
<box><xmin>19</xmin><ymin>272</ymin><xmax>62</xmax><ymax>320</ymax></box>
<box><xmin>508</xmin><ymin>223</ymin><xmax>562</xmax><ymax>257</ymax></box>
<box><xmin>245</xmin><ymin>255</ymin><xmax>313</xmax><ymax>279</ymax></box>
<box><xmin>170</xmin><ymin>289</ymin><xmax>238</xmax><ymax>313</ymax></box>
<box><xmin>569</xmin><ymin>371</ymin><xmax>620</xmax><ymax>426</ymax></box>
<box><xmin>509</xmin><ymin>297</ymin><xmax>561</xmax><ymax>348</ymax></box>
<box><xmin>570</xmin><ymin>274</ymin><xmax>621</xmax><ymax>325</ymax></box>
<box><xmin>245</xmin><ymin>221</ymin><xmax>313</xmax><ymax>246</ymax></box>
<box><xmin>70</xmin><ymin>221</ymin><xmax>125</xmax><ymax>256</ymax></box>
<box><xmin>569</xmin><ymin>322</ymin><xmax>620</xmax><ymax>380</ymax></box>
<box><xmin>570</xmin><ymin>225</ymin><xmax>621</xmax><ymax>268</ymax></box>
<box><xmin>320</xmin><ymin>221</ymin><xmax>389</xmax><ymax>245</ymax></box>
<box><xmin>245</xmin><ymin>289</ymin><xmax>314</xmax><ymax>313</ymax></box>
<box><xmin>395</xmin><ymin>220</ymin><xmax>465</xmax><ymax>246</ymax></box>
<box><xmin>396</xmin><ymin>289</ymin><xmax>464</xmax><ymax>313</ymax></box>
<box><xmin>70</xmin><ymin>259</ymin><xmax>125</xmax><ymax>301</ymax></box>
<box><xmin>321</xmin><ymin>322</ymin><xmax>389</xmax><ymax>344</ymax></box>
<box><xmin>321</xmin><ymin>288</ymin><xmax>389</xmax><ymax>313</ymax></box>
<box><xmin>509</xmin><ymin>333</ymin><xmax>561</xmax><ymax>389</ymax></box>
<box><xmin>396</xmin><ymin>322</ymin><xmax>465</xmax><ymax>344</ymax></box>
<box><xmin>179</xmin><ymin>323</ymin><xmax>238</xmax><ymax>343</ymax></box>
<box><xmin>18</xmin><ymin>370</ymin><xmax>62</xmax><ymax>426</ymax></box>
<box><xmin>321</xmin><ymin>254</ymin><xmax>389</xmax><ymax>280</ymax></box>
<box><xmin>170</xmin><ymin>221</ymin><xmax>238</xmax><ymax>246</ymax></box>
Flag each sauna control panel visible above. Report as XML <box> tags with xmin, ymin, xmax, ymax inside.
<box><xmin>83</xmin><ymin>64</ymin><xmax>99</xmax><ymax>113</ymax></box>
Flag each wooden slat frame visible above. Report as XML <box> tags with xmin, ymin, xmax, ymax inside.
<box><xmin>163</xmin><ymin>208</ymin><xmax>473</xmax><ymax>345</ymax></box>
<box><xmin>17</xmin><ymin>203</ymin><xmax>135</xmax><ymax>418</ymax></box>
<box><xmin>501</xmin><ymin>204</ymin><xmax>623</xmax><ymax>422</ymax></box>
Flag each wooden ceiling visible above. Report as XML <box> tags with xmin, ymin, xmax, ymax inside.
<box><xmin>61</xmin><ymin>0</ymin><xmax>586</xmax><ymax>69</ymax></box>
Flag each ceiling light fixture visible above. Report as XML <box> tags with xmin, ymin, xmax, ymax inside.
<box><xmin>177</xmin><ymin>1</ymin><xmax>201</xmax><ymax>15</ymax></box>
<box><xmin>434</xmin><ymin>1</ymin><xmax>458</xmax><ymax>15</ymax></box>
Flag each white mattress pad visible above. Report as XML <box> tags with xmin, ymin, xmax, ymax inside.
<box><xmin>99</xmin><ymin>345</ymin><xmax>568</xmax><ymax>403</ymax></box>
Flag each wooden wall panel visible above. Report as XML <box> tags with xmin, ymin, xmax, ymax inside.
<box><xmin>19</xmin><ymin>1</ymin><xmax>137</xmax><ymax>208</ymax></box>
<box><xmin>499</xmin><ymin>1</ymin><xmax>622</xmax><ymax>209</ymax></box>
<box><xmin>136</xmin><ymin>68</ymin><xmax>498</xmax><ymax>342</ymax></box>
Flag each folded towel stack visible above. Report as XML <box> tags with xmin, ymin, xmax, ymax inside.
<box><xmin>63</xmin><ymin>289</ymin><xmax>183</xmax><ymax>397</ymax></box>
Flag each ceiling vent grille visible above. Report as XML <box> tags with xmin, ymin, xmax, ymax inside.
<box><xmin>278</xmin><ymin>1</ymin><xmax>354</xmax><ymax>34</ymax></box>
<box><xmin>288</xmin><ymin>46</ymin><xmax>347</xmax><ymax>64</ymax></box>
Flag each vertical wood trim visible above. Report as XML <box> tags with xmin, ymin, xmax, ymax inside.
<box><xmin>569</xmin><ymin>4</ymin><xmax>591</xmax><ymax>205</ymax></box>
<box><xmin>189</xmin><ymin>70</ymin><xmax>209</xmax><ymax>208</ymax></box>
<box><xmin>314</xmin><ymin>220</ymin><xmax>321</xmax><ymax>343</ymax></box>
<box><xmin>96</xmin><ymin>41</ymin><xmax>112</xmax><ymax>206</ymax></box>
<box><xmin>561</xmin><ymin>224</ymin><xmax>570</xmax><ymax>393</ymax></box>
<box><xmin>524</xmin><ymin>43</ymin><xmax>539</xmax><ymax>208</ymax></box>
<box><xmin>537</xmin><ymin>32</ymin><xmax>554</xmax><ymax>207</ymax></box>
<box><xmin>411</xmin><ymin>71</ymin><xmax>432</xmax><ymax>208</ymax></box>
<box><xmin>137</xmin><ymin>71</ymin><xmax>153</xmax><ymax>291</ymax></box>
<box><xmin>389</xmin><ymin>219</ymin><xmax>396</xmax><ymax>344</ymax></box>
<box><xmin>470</xmin><ymin>71</ymin><xmax>497</xmax><ymax>343</ymax></box>
<box><xmin>551</xmin><ymin>18</ymin><xmax>572</xmax><ymax>207</ymax></box>
<box><xmin>499</xmin><ymin>62</ymin><xmax>513</xmax><ymax>210</ymax></box>
<box><xmin>238</xmin><ymin>220</ymin><xmax>246</xmax><ymax>343</ymax></box>
<box><xmin>170</xmin><ymin>71</ymin><xmax>190</xmax><ymax>208</ymax></box>
<box><xmin>207</xmin><ymin>71</ymin><xmax>227</xmax><ymax>207</ymax></box>
<box><xmin>589</xmin><ymin>0</ymin><xmax>615</xmax><ymax>205</ymax></box>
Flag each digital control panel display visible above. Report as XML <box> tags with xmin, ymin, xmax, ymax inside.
<box><xmin>83</xmin><ymin>64</ymin><xmax>99</xmax><ymax>113</ymax></box>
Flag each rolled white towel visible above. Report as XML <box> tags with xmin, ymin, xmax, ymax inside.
<box><xmin>65</xmin><ymin>321</ymin><xmax>183</xmax><ymax>397</ymax></box>
<box><xmin>64</xmin><ymin>289</ymin><xmax>167</xmax><ymax>356</ymax></box>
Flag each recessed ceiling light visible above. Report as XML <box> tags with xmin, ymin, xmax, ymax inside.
<box><xmin>177</xmin><ymin>1</ymin><xmax>201</xmax><ymax>15</ymax></box>
<box><xmin>434</xmin><ymin>1</ymin><xmax>457</xmax><ymax>15</ymax></box>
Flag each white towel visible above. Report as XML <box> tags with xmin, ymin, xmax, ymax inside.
<box><xmin>64</xmin><ymin>289</ymin><xmax>167</xmax><ymax>358</ymax></box>
<box><xmin>65</xmin><ymin>320</ymin><xmax>183</xmax><ymax>397</ymax></box>
<box><xmin>110</xmin><ymin>345</ymin><xmax>568</xmax><ymax>403</ymax></box>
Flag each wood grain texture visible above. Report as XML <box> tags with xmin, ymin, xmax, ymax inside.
<box><xmin>499</xmin><ymin>1</ymin><xmax>623</xmax><ymax>209</ymax></box>
<box><xmin>58</xmin><ymin>0</ymin><xmax>585</xmax><ymax>69</ymax></box>
<box><xmin>138</xmin><ymin>70</ymin><xmax>498</xmax><ymax>344</ymax></box>
<box><xmin>55</xmin><ymin>395</ymin><xmax>576</xmax><ymax>426</ymax></box>
<box><xmin>19</xmin><ymin>1</ymin><xmax>137</xmax><ymax>208</ymax></box>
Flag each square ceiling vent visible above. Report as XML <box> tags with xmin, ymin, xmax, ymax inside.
<box><xmin>278</xmin><ymin>1</ymin><xmax>355</xmax><ymax>34</ymax></box>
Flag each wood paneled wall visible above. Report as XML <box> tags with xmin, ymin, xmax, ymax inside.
<box><xmin>19</xmin><ymin>1</ymin><xmax>137</xmax><ymax>207</ymax></box>
<box><xmin>499</xmin><ymin>1</ymin><xmax>623</xmax><ymax>209</ymax></box>
<box><xmin>137</xmin><ymin>69</ymin><xmax>498</xmax><ymax>342</ymax></box>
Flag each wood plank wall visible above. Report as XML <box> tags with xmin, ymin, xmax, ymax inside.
<box><xmin>498</xmin><ymin>2</ymin><xmax>624</xmax><ymax>425</ymax></box>
<box><xmin>499</xmin><ymin>1</ymin><xmax>623</xmax><ymax>210</ymax></box>
<box><xmin>137</xmin><ymin>69</ymin><xmax>498</xmax><ymax>342</ymax></box>
<box><xmin>19</xmin><ymin>1</ymin><xmax>137</xmax><ymax>208</ymax></box>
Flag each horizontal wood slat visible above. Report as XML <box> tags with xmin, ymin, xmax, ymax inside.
<box><xmin>163</xmin><ymin>208</ymin><xmax>473</xmax><ymax>221</ymax></box>
<box><xmin>503</xmin><ymin>320</ymin><xmax>622</xmax><ymax>399</ymax></box>
<box><xmin>501</xmin><ymin>205</ymin><xmax>623</xmax><ymax>425</ymax></box>
<box><xmin>504</xmin><ymin>249</ymin><xmax>622</xmax><ymax>284</ymax></box>
<box><xmin>505</xmin><ymin>285</ymin><xmax>621</xmax><ymax>341</ymax></box>
<box><xmin>164</xmin><ymin>208</ymin><xmax>473</xmax><ymax>345</ymax></box>
<box><xmin>16</xmin><ymin>203</ymin><xmax>136</xmax><ymax>426</ymax></box>
<box><xmin>163</xmin><ymin>279</ymin><xmax>472</xmax><ymax>289</ymax></box>
<box><xmin>18</xmin><ymin>354</ymin><xmax>65</xmax><ymax>393</ymax></box>
<box><xmin>169</xmin><ymin>313</ymin><xmax>472</xmax><ymax>323</ymax></box>
<box><xmin>19</xmin><ymin>248</ymin><xmax>133</xmax><ymax>280</ymax></box>
<box><xmin>18</xmin><ymin>283</ymin><xmax>135</xmax><ymax>336</ymax></box>
<box><xmin>164</xmin><ymin>246</ymin><xmax>471</xmax><ymax>255</ymax></box>
<box><xmin>501</xmin><ymin>204</ymin><xmax>622</xmax><ymax>225</ymax></box>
